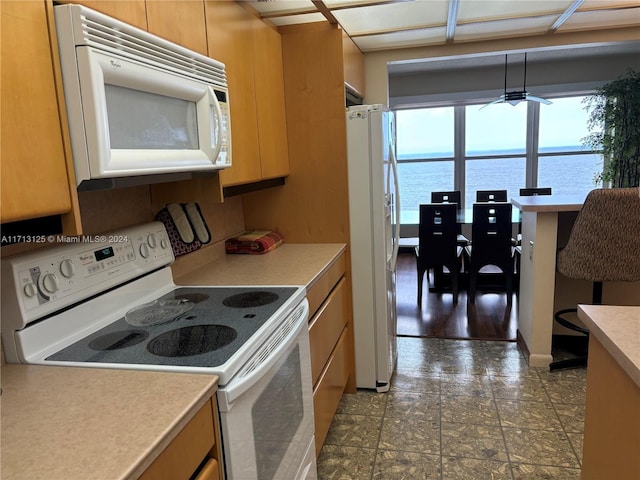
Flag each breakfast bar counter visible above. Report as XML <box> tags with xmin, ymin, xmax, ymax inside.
<box><xmin>577</xmin><ymin>305</ymin><xmax>640</xmax><ymax>479</ymax></box>
<box><xmin>511</xmin><ymin>193</ymin><xmax>586</xmax><ymax>367</ymax></box>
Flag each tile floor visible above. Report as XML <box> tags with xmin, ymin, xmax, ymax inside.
<box><xmin>317</xmin><ymin>337</ymin><xmax>586</xmax><ymax>479</ymax></box>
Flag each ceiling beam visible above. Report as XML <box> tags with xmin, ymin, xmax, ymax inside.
<box><xmin>311</xmin><ymin>1</ymin><xmax>338</xmax><ymax>24</ymax></box>
<box><xmin>446</xmin><ymin>0</ymin><xmax>460</xmax><ymax>43</ymax></box>
<box><xmin>549</xmin><ymin>0</ymin><xmax>584</xmax><ymax>32</ymax></box>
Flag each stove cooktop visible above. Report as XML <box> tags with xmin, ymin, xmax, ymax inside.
<box><xmin>47</xmin><ymin>286</ymin><xmax>299</xmax><ymax>370</ymax></box>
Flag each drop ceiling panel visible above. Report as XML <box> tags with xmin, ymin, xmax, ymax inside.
<box><xmin>580</xmin><ymin>0</ymin><xmax>640</xmax><ymax>10</ymax></box>
<box><xmin>245</xmin><ymin>0</ymin><xmax>639</xmax><ymax>55</ymax></box>
<box><xmin>268</xmin><ymin>12</ymin><xmax>327</xmax><ymax>26</ymax></box>
<box><xmin>458</xmin><ymin>0</ymin><xmax>572</xmax><ymax>23</ymax></box>
<box><xmin>324</xmin><ymin>0</ymin><xmax>390</xmax><ymax>7</ymax></box>
<box><xmin>333</xmin><ymin>2</ymin><xmax>448</xmax><ymax>35</ymax></box>
<box><xmin>353</xmin><ymin>26</ymin><xmax>447</xmax><ymax>51</ymax></box>
<box><xmin>558</xmin><ymin>8</ymin><xmax>640</xmax><ymax>31</ymax></box>
<box><xmin>248</xmin><ymin>0</ymin><xmax>316</xmax><ymax>15</ymax></box>
<box><xmin>456</xmin><ymin>15</ymin><xmax>556</xmax><ymax>42</ymax></box>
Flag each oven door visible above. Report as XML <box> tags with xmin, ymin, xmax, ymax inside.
<box><xmin>217</xmin><ymin>300</ymin><xmax>316</xmax><ymax>480</ymax></box>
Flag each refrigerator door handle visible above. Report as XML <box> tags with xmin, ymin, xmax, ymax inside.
<box><xmin>389</xmin><ymin>142</ymin><xmax>401</xmax><ymax>272</ymax></box>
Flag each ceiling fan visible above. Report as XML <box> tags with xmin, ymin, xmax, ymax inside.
<box><xmin>481</xmin><ymin>53</ymin><xmax>552</xmax><ymax>109</ymax></box>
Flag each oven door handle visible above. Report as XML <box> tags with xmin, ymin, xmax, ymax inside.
<box><xmin>219</xmin><ymin>300</ymin><xmax>309</xmax><ymax>408</ymax></box>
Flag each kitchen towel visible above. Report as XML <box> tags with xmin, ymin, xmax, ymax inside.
<box><xmin>225</xmin><ymin>230</ymin><xmax>283</xmax><ymax>255</ymax></box>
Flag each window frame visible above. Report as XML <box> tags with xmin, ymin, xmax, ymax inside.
<box><xmin>394</xmin><ymin>94</ymin><xmax>601</xmax><ymax>223</ymax></box>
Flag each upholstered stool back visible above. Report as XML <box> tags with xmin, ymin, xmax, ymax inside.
<box><xmin>557</xmin><ymin>187</ymin><xmax>640</xmax><ymax>283</ymax></box>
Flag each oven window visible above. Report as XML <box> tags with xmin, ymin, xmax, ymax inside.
<box><xmin>105</xmin><ymin>85</ymin><xmax>198</xmax><ymax>149</ymax></box>
<box><xmin>251</xmin><ymin>345</ymin><xmax>303</xmax><ymax>480</ymax></box>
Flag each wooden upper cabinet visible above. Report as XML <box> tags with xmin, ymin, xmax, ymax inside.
<box><xmin>253</xmin><ymin>21</ymin><xmax>290</xmax><ymax>180</ymax></box>
<box><xmin>145</xmin><ymin>0</ymin><xmax>207</xmax><ymax>55</ymax></box>
<box><xmin>1</xmin><ymin>0</ymin><xmax>72</xmax><ymax>223</ymax></box>
<box><xmin>342</xmin><ymin>31</ymin><xmax>365</xmax><ymax>98</ymax></box>
<box><xmin>59</xmin><ymin>0</ymin><xmax>148</xmax><ymax>29</ymax></box>
<box><xmin>205</xmin><ymin>1</ymin><xmax>261</xmax><ymax>187</ymax></box>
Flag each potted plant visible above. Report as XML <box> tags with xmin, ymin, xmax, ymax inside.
<box><xmin>583</xmin><ymin>68</ymin><xmax>640</xmax><ymax>187</ymax></box>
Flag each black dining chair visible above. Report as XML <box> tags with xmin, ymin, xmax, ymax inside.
<box><xmin>431</xmin><ymin>190</ymin><xmax>469</xmax><ymax>246</ymax></box>
<box><xmin>476</xmin><ymin>190</ymin><xmax>508</xmax><ymax>202</ymax></box>
<box><xmin>416</xmin><ymin>203</ymin><xmax>463</xmax><ymax>305</ymax></box>
<box><xmin>519</xmin><ymin>187</ymin><xmax>552</xmax><ymax>196</ymax></box>
<box><xmin>465</xmin><ymin>202</ymin><xmax>515</xmax><ymax>304</ymax></box>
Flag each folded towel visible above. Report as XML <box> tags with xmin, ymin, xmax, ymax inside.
<box><xmin>225</xmin><ymin>230</ymin><xmax>283</xmax><ymax>255</ymax></box>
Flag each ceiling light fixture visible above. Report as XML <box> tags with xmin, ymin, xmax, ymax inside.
<box><xmin>481</xmin><ymin>53</ymin><xmax>552</xmax><ymax>109</ymax></box>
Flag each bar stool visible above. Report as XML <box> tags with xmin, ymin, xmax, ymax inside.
<box><xmin>550</xmin><ymin>187</ymin><xmax>640</xmax><ymax>370</ymax></box>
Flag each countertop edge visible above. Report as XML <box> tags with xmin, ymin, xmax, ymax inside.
<box><xmin>578</xmin><ymin>305</ymin><xmax>640</xmax><ymax>389</ymax></box>
<box><xmin>125</xmin><ymin>379</ymin><xmax>219</xmax><ymax>479</ymax></box>
<box><xmin>511</xmin><ymin>194</ymin><xmax>585</xmax><ymax>212</ymax></box>
<box><xmin>1</xmin><ymin>365</ymin><xmax>219</xmax><ymax>480</ymax></box>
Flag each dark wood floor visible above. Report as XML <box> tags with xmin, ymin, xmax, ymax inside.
<box><xmin>396</xmin><ymin>251</ymin><xmax>518</xmax><ymax>341</ymax></box>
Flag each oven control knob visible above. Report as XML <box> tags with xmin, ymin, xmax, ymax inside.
<box><xmin>139</xmin><ymin>243</ymin><xmax>150</xmax><ymax>258</ymax></box>
<box><xmin>147</xmin><ymin>234</ymin><xmax>158</xmax><ymax>249</ymax></box>
<box><xmin>23</xmin><ymin>282</ymin><xmax>37</xmax><ymax>298</ymax></box>
<box><xmin>59</xmin><ymin>259</ymin><xmax>75</xmax><ymax>278</ymax></box>
<box><xmin>41</xmin><ymin>273</ymin><xmax>59</xmax><ymax>294</ymax></box>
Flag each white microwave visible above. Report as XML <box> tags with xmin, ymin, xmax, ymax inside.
<box><xmin>54</xmin><ymin>4</ymin><xmax>231</xmax><ymax>190</ymax></box>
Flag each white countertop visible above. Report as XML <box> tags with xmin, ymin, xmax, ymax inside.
<box><xmin>578</xmin><ymin>305</ymin><xmax>640</xmax><ymax>388</ymax></box>
<box><xmin>511</xmin><ymin>194</ymin><xmax>586</xmax><ymax>212</ymax></box>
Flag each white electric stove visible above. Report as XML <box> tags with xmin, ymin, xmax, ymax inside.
<box><xmin>1</xmin><ymin>222</ymin><xmax>317</xmax><ymax>480</ymax></box>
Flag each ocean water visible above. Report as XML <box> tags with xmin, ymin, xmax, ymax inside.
<box><xmin>397</xmin><ymin>151</ymin><xmax>603</xmax><ymax>224</ymax></box>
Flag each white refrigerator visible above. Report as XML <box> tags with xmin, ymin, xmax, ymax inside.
<box><xmin>346</xmin><ymin>104</ymin><xmax>399</xmax><ymax>392</ymax></box>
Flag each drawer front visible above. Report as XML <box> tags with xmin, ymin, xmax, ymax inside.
<box><xmin>309</xmin><ymin>277</ymin><xmax>348</xmax><ymax>386</ymax></box>
<box><xmin>193</xmin><ymin>458</ymin><xmax>220</xmax><ymax>480</ymax></box>
<box><xmin>306</xmin><ymin>253</ymin><xmax>346</xmax><ymax>318</ymax></box>
<box><xmin>139</xmin><ymin>399</ymin><xmax>215</xmax><ymax>480</ymax></box>
<box><xmin>312</xmin><ymin>327</ymin><xmax>350</xmax><ymax>457</ymax></box>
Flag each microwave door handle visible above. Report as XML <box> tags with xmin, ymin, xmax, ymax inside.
<box><xmin>208</xmin><ymin>87</ymin><xmax>224</xmax><ymax>161</ymax></box>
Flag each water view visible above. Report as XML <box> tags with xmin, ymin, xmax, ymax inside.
<box><xmin>397</xmin><ymin>149</ymin><xmax>603</xmax><ymax>224</ymax></box>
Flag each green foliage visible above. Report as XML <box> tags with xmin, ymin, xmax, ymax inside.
<box><xmin>583</xmin><ymin>68</ymin><xmax>640</xmax><ymax>187</ymax></box>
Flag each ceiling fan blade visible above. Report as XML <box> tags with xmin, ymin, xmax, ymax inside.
<box><xmin>526</xmin><ymin>94</ymin><xmax>552</xmax><ymax>105</ymax></box>
<box><xmin>479</xmin><ymin>96</ymin><xmax>505</xmax><ymax>110</ymax></box>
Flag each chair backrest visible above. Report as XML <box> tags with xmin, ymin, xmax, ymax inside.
<box><xmin>476</xmin><ymin>190</ymin><xmax>508</xmax><ymax>202</ymax></box>
<box><xmin>557</xmin><ymin>188</ymin><xmax>640</xmax><ymax>282</ymax></box>
<box><xmin>520</xmin><ymin>187</ymin><xmax>552</xmax><ymax>196</ymax></box>
<box><xmin>431</xmin><ymin>190</ymin><xmax>461</xmax><ymax>208</ymax></box>
<box><xmin>418</xmin><ymin>203</ymin><xmax>459</xmax><ymax>266</ymax></box>
<box><xmin>470</xmin><ymin>202</ymin><xmax>513</xmax><ymax>265</ymax></box>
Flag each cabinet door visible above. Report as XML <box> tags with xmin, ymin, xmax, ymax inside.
<box><xmin>146</xmin><ymin>0</ymin><xmax>207</xmax><ymax>55</ymax></box>
<box><xmin>253</xmin><ymin>22</ymin><xmax>290</xmax><ymax>179</ymax></box>
<box><xmin>61</xmin><ymin>0</ymin><xmax>147</xmax><ymax>29</ymax></box>
<box><xmin>342</xmin><ymin>31</ymin><xmax>365</xmax><ymax>98</ymax></box>
<box><xmin>205</xmin><ymin>1</ymin><xmax>261</xmax><ymax>187</ymax></box>
<box><xmin>1</xmin><ymin>0</ymin><xmax>72</xmax><ymax>223</ymax></box>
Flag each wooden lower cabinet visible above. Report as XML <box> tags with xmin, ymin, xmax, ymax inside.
<box><xmin>581</xmin><ymin>336</ymin><xmax>640</xmax><ymax>480</ymax></box>
<box><xmin>312</xmin><ymin>327</ymin><xmax>351</xmax><ymax>457</ymax></box>
<box><xmin>139</xmin><ymin>398</ymin><xmax>222</xmax><ymax>480</ymax></box>
<box><xmin>307</xmin><ymin>253</ymin><xmax>353</xmax><ymax>456</ymax></box>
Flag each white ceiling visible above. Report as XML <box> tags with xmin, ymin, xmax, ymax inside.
<box><xmin>247</xmin><ymin>0</ymin><xmax>640</xmax><ymax>52</ymax></box>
